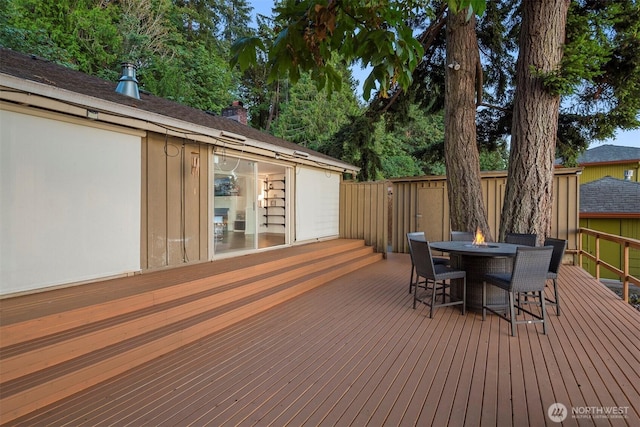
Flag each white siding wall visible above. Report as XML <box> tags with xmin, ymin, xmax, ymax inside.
<box><xmin>0</xmin><ymin>110</ymin><xmax>141</xmax><ymax>295</ymax></box>
<box><xmin>295</xmin><ymin>166</ymin><xmax>340</xmax><ymax>241</ymax></box>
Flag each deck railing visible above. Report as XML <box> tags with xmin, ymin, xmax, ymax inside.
<box><xmin>578</xmin><ymin>227</ymin><xmax>640</xmax><ymax>302</ymax></box>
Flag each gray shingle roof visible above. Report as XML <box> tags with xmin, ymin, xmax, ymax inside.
<box><xmin>580</xmin><ymin>176</ymin><xmax>640</xmax><ymax>214</ymax></box>
<box><xmin>0</xmin><ymin>47</ymin><xmax>355</xmax><ymax>170</ymax></box>
<box><xmin>576</xmin><ymin>144</ymin><xmax>640</xmax><ymax>164</ymax></box>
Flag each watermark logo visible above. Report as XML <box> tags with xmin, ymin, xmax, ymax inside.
<box><xmin>548</xmin><ymin>403</ymin><xmax>568</xmax><ymax>423</ymax></box>
<box><xmin>548</xmin><ymin>403</ymin><xmax>629</xmax><ymax>422</ymax></box>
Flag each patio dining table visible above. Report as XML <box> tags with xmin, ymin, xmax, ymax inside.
<box><xmin>429</xmin><ymin>240</ymin><xmax>522</xmax><ymax>311</ymax></box>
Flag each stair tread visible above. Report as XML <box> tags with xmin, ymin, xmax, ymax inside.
<box><xmin>0</xmin><ymin>239</ymin><xmax>366</xmax><ymax>325</ymax></box>
<box><xmin>1</xmin><ymin>247</ymin><xmax>376</xmax><ymax>359</ymax></box>
<box><xmin>0</xmin><ymin>240</ymin><xmax>381</xmax><ymax>423</ymax></box>
<box><xmin>1</xmin><ymin>251</ymin><xmax>381</xmax><ymax>397</ymax></box>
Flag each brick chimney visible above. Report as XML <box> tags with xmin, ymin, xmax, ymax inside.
<box><xmin>221</xmin><ymin>100</ymin><xmax>247</xmax><ymax>125</ymax></box>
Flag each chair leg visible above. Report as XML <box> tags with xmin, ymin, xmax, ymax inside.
<box><xmin>540</xmin><ymin>290</ymin><xmax>548</xmax><ymax>335</ymax></box>
<box><xmin>409</xmin><ymin>265</ymin><xmax>415</xmax><ymax>293</ymax></box>
<box><xmin>430</xmin><ymin>280</ymin><xmax>437</xmax><ymax>318</ymax></box>
<box><xmin>413</xmin><ymin>277</ymin><xmax>418</xmax><ymax>309</ymax></box>
<box><xmin>508</xmin><ymin>292</ymin><xmax>517</xmax><ymax>337</ymax></box>
<box><xmin>553</xmin><ymin>278</ymin><xmax>560</xmax><ymax>316</ymax></box>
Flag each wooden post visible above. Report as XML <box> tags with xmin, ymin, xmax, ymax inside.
<box><xmin>623</xmin><ymin>243</ymin><xmax>630</xmax><ymax>303</ymax></box>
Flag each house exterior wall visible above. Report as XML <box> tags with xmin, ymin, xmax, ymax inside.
<box><xmin>141</xmin><ymin>133</ymin><xmax>209</xmax><ymax>270</ymax></box>
<box><xmin>1</xmin><ymin>108</ymin><xmax>142</xmax><ymax>296</ymax></box>
<box><xmin>580</xmin><ymin>162</ymin><xmax>640</xmax><ymax>184</ymax></box>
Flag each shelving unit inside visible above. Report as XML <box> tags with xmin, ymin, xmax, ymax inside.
<box><xmin>262</xmin><ymin>175</ymin><xmax>286</xmax><ymax>228</ymax></box>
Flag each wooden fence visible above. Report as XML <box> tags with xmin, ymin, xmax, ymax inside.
<box><xmin>340</xmin><ymin>168</ymin><xmax>583</xmax><ymax>257</ymax></box>
<box><xmin>339</xmin><ymin>181</ymin><xmax>389</xmax><ymax>255</ymax></box>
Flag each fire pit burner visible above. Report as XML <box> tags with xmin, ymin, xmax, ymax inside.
<box><xmin>464</xmin><ymin>244</ymin><xmax>500</xmax><ymax>248</ymax></box>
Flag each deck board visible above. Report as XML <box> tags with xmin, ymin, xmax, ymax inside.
<box><xmin>4</xmin><ymin>253</ymin><xmax>640</xmax><ymax>427</ymax></box>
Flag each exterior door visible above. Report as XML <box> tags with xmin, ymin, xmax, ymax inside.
<box><xmin>213</xmin><ymin>155</ymin><xmax>257</xmax><ymax>255</ymax></box>
<box><xmin>417</xmin><ymin>186</ymin><xmax>448</xmax><ymax>242</ymax></box>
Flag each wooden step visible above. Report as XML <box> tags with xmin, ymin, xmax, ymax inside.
<box><xmin>0</xmin><ymin>239</ymin><xmax>382</xmax><ymax>423</ymax></box>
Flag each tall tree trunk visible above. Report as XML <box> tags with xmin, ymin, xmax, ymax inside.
<box><xmin>499</xmin><ymin>0</ymin><xmax>569</xmax><ymax>244</ymax></box>
<box><xmin>444</xmin><ymin>10</ymin><xmax>492</xmax><ymax>239</ymax></box>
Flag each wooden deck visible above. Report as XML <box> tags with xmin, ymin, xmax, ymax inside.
<box><xmin>3</xmin><ymin>252</ymin><xmax>640</xmax><ymax>426</ymax></box>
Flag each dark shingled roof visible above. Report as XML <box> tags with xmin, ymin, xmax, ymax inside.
<box><xmin>576</xmin><ymin>144</ymin><xmax>640</xmax><ymax>164</ymax></box>
<box><xmin>580</xmin><ymin>176</ymin><xmax>640</xmax><ymax>214</ymax></box>
<box><xmin>0</xmin><ymin>47</ymin><xmax>352</xmax><ymax>168</ymax></box>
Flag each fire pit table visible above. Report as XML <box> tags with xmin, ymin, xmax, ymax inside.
<box><xmin>429</xmin><ymin>240</ymin><xmax>522</xmax><ymax>311</ymax></box>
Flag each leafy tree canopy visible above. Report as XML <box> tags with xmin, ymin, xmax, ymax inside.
<box><xmin>0</xmin><ymin>0</ymin><xmax>252</xmax><ymax>113</ymax></box>
<box><xmin>234</xmin><ymin>0</ymin><xmax>639</xmax><ymax>175</ymax></box>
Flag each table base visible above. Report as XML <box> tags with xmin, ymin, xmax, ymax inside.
<box><xmin>449</xmin><ymin>254</ymin><xmax>511</xmax><ymax>311</ymax></box>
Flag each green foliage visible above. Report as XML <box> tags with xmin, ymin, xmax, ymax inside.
<box><xmin>117</xmin><ymin>0</ymin><xmax>174</xmax><ymax>66</ymax></box>
<box><xmin>478</xmin><ymin>145</ymin><xmax>508</xmax><ymax>171</ymax></box>
<box><xmin>1</xmin><ymin>0</ymin><xmax>250</xmax><ymax>114</ymax></box>
<box><xmin>323</xmin><ymin>114</ymin><xmax>380</xmax><ymax>181</ymax></box>
<box><xmin>270</xmin><ymin>67</ymin><xmax>363</xmax><ymax>150</ymax></box>
<box><xmin>142</xmin><ymin>42</ymin><xmax>235</xmax><ymax>113</ymax></box>
<box><xmin>0</xmin><ymin>0</ymin><xmax>73</xmax><ymax>66</ymax></box>
<box><xmin>448</xmin><ymin>0</ymin><xmax>487</xmax><ymax>17</ymax></box>
<box><xmin>232</xmin><ymin>0</ymin><xmax>432</xmax><ymax>101</ymax></box>
<box><xmin>231</xmin><ymin>37</ymin><xmax>266</xmax><ymax>72</ymax></box>
<box><xmin>0</xmin><ymin>0</ymin><xmax>121</xmax><ymax>73</ymax></box>
<box><xmin>477</xmin><ymin>0</ymin><xmax>639</xmax><ymax>163</ymax></box>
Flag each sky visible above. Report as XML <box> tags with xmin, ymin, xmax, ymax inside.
<box><xmin>247</xmin><ymin>1</ymin><xmax>639</xmax><ymax>149</ymax></box>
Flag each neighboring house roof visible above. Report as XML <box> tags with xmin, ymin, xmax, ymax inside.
<box><xmin>580</xmin><ymin>176</ymin><xmax>640</xmax><ymax>217</ymax></box>
<box><xmin>0</xmin><ymin>47</ymin><xmax>358</xmax><ymax>173</ymax></box>
<box><xmin>576</xmin><ymin>144</ymin><xmax>640</xmax><ymax>165</ymax></box>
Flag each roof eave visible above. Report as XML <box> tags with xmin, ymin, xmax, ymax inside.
<box><xmin>0</xmin><ymin>72</ymin><xmax>360</xmax><ymax>175</ymax></box>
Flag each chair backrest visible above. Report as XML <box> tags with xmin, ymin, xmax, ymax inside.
<box><xmin>406</xmin><ymin>232</ymin><xmax>425</xmax><ymax>261</ymax></box>
<box><xmin>407</xmin><ymin>231</ymin><xmax>425</xmax><ymax>242</ymax></box>
<box><xmin>409</xmin><ymin>238</ymin><xmax>437</xmax><ymax>280</ymax></box>
<box><xmin>505</xmin><ymin>232</ymin><xmax>537</xmax><ymax>246</ymax></box>
<box><xmin>450</xmin><ymin>231</ymin><xmax>474</xmax><ymax>241</ymax></box>
<box><xmin>509</xmin><ymin>246</ymin><xmax>553</xmax><ymax>293</ymax></box>
<box><xmin>544</xmin><ymin>237</ymin><xmax>567</xmax><ymax>274</ymax></box>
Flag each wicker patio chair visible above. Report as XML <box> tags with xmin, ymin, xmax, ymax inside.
<box><xmin>505</xmin><ymin>232</ymin><xmax>537</xmax><ymax>246</ymax></box>
<box><xmin>482</xmin><ymin>246</ymin><xmax>553</xmax><ymax>336</ymax></box>
<box><xmin>450</xmin><ymin>231</ymin><xmax>474</xmax><ymax>241</ymax></box>
<box><xmin>407</xmin><ymin>232</ymin><xmax>448</xmax><ymax>294</ymax></box>
<box><xmin>544</xmin><ymin>237</ymin><xmax>567</xmax><ymax>316</ymax></box>
<box><xmin>410</xmin><ymin>238</ymin><xmax>466</xmax><ymax>318</ymax></box>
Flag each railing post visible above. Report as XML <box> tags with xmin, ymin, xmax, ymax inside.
<box><xmin>623</xmin><ymin>243</ymin><xmax>630</xmax><ymax>303</ymax></box>
<box><xmin>578</xmin><ymin>229</ymin><xmax>583</xmax><ymax>268</ymax></box>
<box><xmin>595</xmin><ymin>234</ymin><xmax>600</xmax><ymax>280</ymax></box>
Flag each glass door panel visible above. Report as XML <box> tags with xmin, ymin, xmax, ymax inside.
<box><xmin>258</xmin><ymin>162</ymin><xmax>288</xmax><ymax>248</ymax></box>
<box><xmin>213</xmin><ymin>155</ymin><xmax>256</xmax><ymax>254</ymax></box>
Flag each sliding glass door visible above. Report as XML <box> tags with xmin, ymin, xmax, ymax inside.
<box><xmin>213</xmin><ymin>155</ymin><xmax>257</xmax><ymax>254</ymax></box>
<box><xmin>212</xmin><ymin>154</ymin><xmax>289</xmax><ymax>256</ymax></box>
